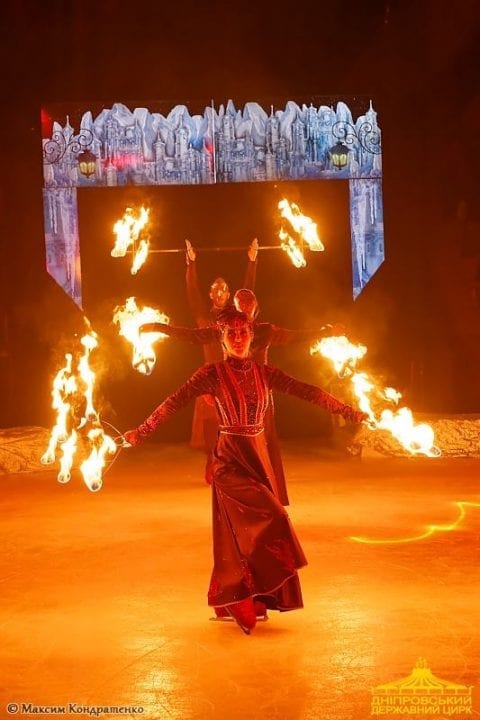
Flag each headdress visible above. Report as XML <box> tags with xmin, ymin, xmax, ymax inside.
<box><xmin>216</xmin><ymin>307</ymin><xmax>251</xmax><ymax>329</ymax></box>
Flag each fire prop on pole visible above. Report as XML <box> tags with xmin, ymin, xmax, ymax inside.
<box><xmin>112</xmin><ymin>206</ymin><xmax>150</xmax><ymax>275</ymax></box>
<box><xmin>278</xmin><ymin>228</ymin><xmax>307</xmax><ymax>268</ymax></box>
<box><xmin>41</xmin><ymin>331</ymin><xmax>117</xmax><ymax>491</ymax></box>
<box><xmin>310</xmin><ymin>335</ymin><xmax>441</xmax><ymax>457</ymax></box>
<box><xmin>113</xmin><ymin>297</ymin><xmax>169</xmax><ymax>375</ymax></box>
<box><xmin>277</xmin><ymin>198</ymin><xmax>324</xmax><ymax>268</ymax></box>
<box><xmin>112</xmin><ymin>199</ymin><xmax>324</xmax><ymax>269</ymax></box>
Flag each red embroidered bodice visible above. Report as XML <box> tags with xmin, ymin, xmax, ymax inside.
<box><xmin>133</xmin><ymin>358</ymin><xmax>363</xmax><ymax>441</ymax></box>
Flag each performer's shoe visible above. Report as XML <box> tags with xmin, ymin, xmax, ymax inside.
<box><xmin>225</xmin><ymin>598</ymin><xmax>257</xmax><ymax>635</ymax></box>
<box><xmin>254</xmin><ymin>600</ymin><xmax>269</xmax><ymax>621</ymax></box>
<box><xmin>212</xmin><ymin>607</ymin><xmax>232</xmax><ymax>620</ymax></box>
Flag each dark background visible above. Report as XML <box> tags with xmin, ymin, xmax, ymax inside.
<box><xmin>1</xmin><ymin>0</ymin><xmax>479</xmax><ymax>439</ymax></box>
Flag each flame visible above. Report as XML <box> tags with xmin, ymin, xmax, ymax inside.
<box><xmin>131</xmin><ymin>238</ymin><xmax>150</xmax><ymax>275</ymax></box>
<box><xmin>77</xmin><ymin>333</ymin><xmax>97</xmax><ymax>423</ymax></box>
<box><xmin>383</xmin><ymin>387</ymin><xmax>402</xmax><ymax>403</ymax></box>
<box><xmin>41</xmin><ymin>354</ymin><xmax>77</xmax><ymax>465</ymax></box>
<box><xmin>42</xmin><ymin>331</ymin><xmax>117</xmax><ymax>491</ymax></box>
<box><xmin>279</xmin><ymin>228</ymin><xmax>306</xmax><ymax>268</ymax></box>
<box><xmin>58</xmin><ymin>429</ymin><xmax>78</xmax><ymax>484</ymax></box>
<box><xmin>113</xmin><ymin>297</ymin><xmax>169</xmax><ymax>375</ymax></box>
<box><xmin>311</xmin><ymin>335</ymin><xmax>367</xmax><ymax>376</ymax></box>
<box><xmin>111</xmin><ymin>206</ymin><xmax>150</xmax><ymax>274</ymax></box>
<box><xmin>80</xmin><ymin>429</ymin><xmax>117</xmax><ymax>492</ymax></box>
<box><xmin>311</xmin><ymin>335</ymin><xmax>440</xmax><ymax>458</ymax></box>
<box><xmin>278</xmin><ymin>198</ymin><xmax>324</xmax><ymax>252</ymax></box>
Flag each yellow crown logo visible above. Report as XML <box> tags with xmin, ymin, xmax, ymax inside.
<box><xmin>371</xmin><ymin>659</ymin><xmax>474</xmax><ymax>716</ymax></box>
<box><xmin>372</xmin><ymin>658</ymin><xmax>473</xmax><ymax>696</ymax></box>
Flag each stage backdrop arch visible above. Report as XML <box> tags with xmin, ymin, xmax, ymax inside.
<box><xmin>41</xmin><ymin>97</ymin><xmax>384</xmax><ymax>306</ymax></box>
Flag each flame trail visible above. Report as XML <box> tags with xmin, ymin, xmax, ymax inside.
<box><xmin>113</xmin><ymin>297</ymin><xmax>169</xmax><ymax>375</ymax></box>
<box><xmin>277</xmin><ymin>199</ymin><xmax>324</xmax><ymax>267</ymax></box>
<box><xmin>350</xmin><ymin>501</ymin><xmax>480</xmax><ymax>544</ymax></box>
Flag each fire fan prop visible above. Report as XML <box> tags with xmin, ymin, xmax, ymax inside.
<box><xmin>310</xmin><ymin>335</ymin><xmax>441</xmax><ymax>457</ymax></box>
<box><xmin>113</xmin><ymin>297</ymin><xmax>169</xmax><ymax>375</ymax></box>
<box><xmin>41</xmin><ymin>331</ymin><xmax>117</xmax><ymax>491</ymax></box>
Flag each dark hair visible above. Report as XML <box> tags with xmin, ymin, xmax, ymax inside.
<box><xmin>234</xmin><ymin>288</ymin><xmax>259</xmax><ymax>318</ymax></box>
<box><xmin>216</xmin><ymin>307</ymin><xmax>250</xmax><ymax>329</ymax></box>
<box><xmin>234</xmin><ymin>288</ymin><xmax>257</xmax><ymax>302</ymax></box>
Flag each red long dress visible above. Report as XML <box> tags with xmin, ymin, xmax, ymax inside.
<box><xmin>131</xmin><ymin>357</ymin><xmax>363</xmax><ymax>612</ymax></box>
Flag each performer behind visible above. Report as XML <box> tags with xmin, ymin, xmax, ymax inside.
<box><xmin>185</xmin><ymin>239</ymin><xmax>258</xmax><ymax>483</ymax></box>
<box><xmin>124</xmin><ymin>307</ymin><xmax>366</xmax><ymax>635</ymax></box>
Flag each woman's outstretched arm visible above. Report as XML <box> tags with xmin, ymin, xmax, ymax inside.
<box><xmin>264</xmin><ymin>365</ymin><xmax>366</xmax><ymax>423</ymax></box>
<box><xmin>124</xmin><ymin>365</ymin><xmax>217</xmax><ymax>445</ymax></box>
<box><xmin>140</xmin><ymin>322</ymin><xmax>218</xmax><ymax>345</ymax></box>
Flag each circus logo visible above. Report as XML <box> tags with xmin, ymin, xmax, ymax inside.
<box><xmin>371</xmin><ymin>658</ymin><xmax>473</xmax><ymax>716</ymax></box>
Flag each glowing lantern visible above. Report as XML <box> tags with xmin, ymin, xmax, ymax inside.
<box><xmin>78</xmin><ymin>149</ymin><xmax>97</xmax><ymax>178</ymax></box>
<box><xmin>329</xmin><ymin>141</ymin><xmax>350</xmax><ymax>170</ymax></box>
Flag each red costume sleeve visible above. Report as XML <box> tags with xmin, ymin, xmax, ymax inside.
<box><xmin>186</xmin><ymin>260</ymin><xmax>210</xmax><ymax>327</ymax></box>
<box><xmin>134</xmin><ymin>365</ymin><xmax>217</xmax><ymax>441</ymax></box>
<box><xmin>267</xmin><ymin>324</ymin><xmax>332</xmax><ymax>346</ymax></box>
<box><xmin>263</xmin><ymin>365</ymin><xmax>365</xmax><ymax>423</ymax></box>
<box><xmin>140</xmin><ymin>322</ymin><xmax>218</xmax><ymax>345</ymax></box>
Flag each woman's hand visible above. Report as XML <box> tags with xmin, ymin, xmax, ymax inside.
<box><xmin>354</xmin><ymin>411</ymin><xmax>369</xmax><ymax>424</ymax></box>
<box><xmin>248</xmin><ymin>238</ymin><xmax>258</xmax><ymax>262</ymax></box>
<box><xmin>185</xmin><ymin>239</ymin><xmax>196</xmax><ymax>264</ymax></box>
<box><xmin>322</xmin><ymin>322</ymin><xmax>346</xmax><ymax>337</ymax></box>
<box><xmin>123</xmin><ymin>429</ymin><xmax>141</xmax><ymax>446</ymax></box>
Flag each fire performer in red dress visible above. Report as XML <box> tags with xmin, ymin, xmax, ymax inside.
<box><xmin>140</xmin><ymin>288</ymin><xmax>344</xmax><ymax>505</ymax></box>
<box><xmin>124</xmin><ymin>308</ymin><xmax>366</xmax><ymax>635</ymax></box>
<box><xmin>185</xmin><ymin>240</ymin><xmax>258</xmax><ymax>480</ymax></box>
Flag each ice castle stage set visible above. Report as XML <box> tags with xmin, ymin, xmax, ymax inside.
<box><xmin>41</xmin><ymin>98</ymin><xmax>384</xmax><ymax>306</ymax></box>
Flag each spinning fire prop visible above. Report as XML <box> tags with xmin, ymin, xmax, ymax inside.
<box><xmin>311</xmin><ymin>335</ymin><xmax>440</xmax><ymax>458</ymax></box>
<box><xmin>278</xmin><ymin>198</ymin><xmax>324</xmax><ymax>268</ymax></box>
<box><xmin>113</xmin><ymin>297</ymin><xmax>169</xmax><ymax>375</ymax></box>
<box><xmin>41</xmin><ymin>330</ymin><xmax>118</xmax><ymax>491</ymax></box>
<box><xmin>111</xmin><ymin>206</ymin><xmax>150</xmax><ymax>275</ymax></box>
